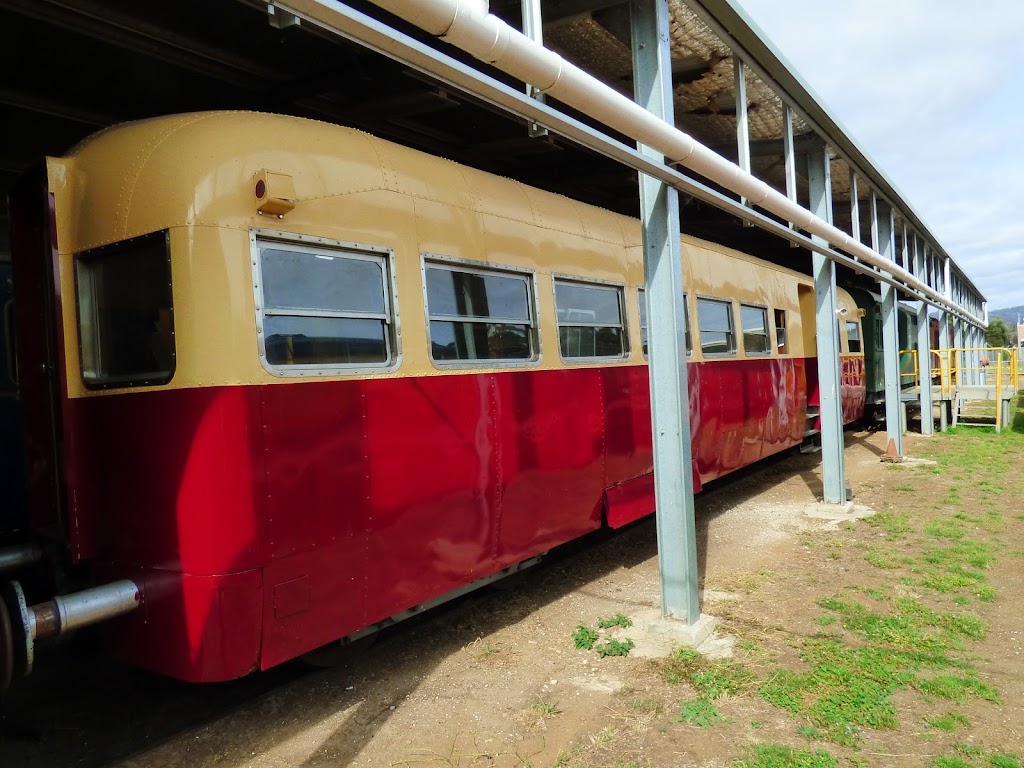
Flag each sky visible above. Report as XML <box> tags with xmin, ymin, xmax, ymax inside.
<box><xmin>738</xmin><ymin>0</ymin><xmax>1024</xmax><ymax>313</ymax></box>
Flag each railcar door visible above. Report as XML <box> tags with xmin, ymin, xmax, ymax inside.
<box><xmin>9</xmin><ymin>166</ymin><xmax>67</xmax><ymax>540</ymax></box>
<box><xmin>0</xmin><ymin>260</ymin><xmax>27</xmax><ymax>532</ymax></box>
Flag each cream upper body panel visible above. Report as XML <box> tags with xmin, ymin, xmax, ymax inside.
<box><xmin>48</xmin><ymin>111</ymin><xmax>829</xmax><ymax>398</ymax></box>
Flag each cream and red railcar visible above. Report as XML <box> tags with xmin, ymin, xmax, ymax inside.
<box><xmin>7</xmin><ymin>112</ymin><xmax>864</xmax><ymax>683</ymax></box>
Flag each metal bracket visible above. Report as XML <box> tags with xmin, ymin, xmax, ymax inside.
<box><xmin>268</xmin><ymin>3</ymin><xmax>301</xmax><ymax>29</ymax></box>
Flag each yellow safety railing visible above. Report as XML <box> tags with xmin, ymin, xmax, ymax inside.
<box><xmin>932</xmin><ymin>349</ymin><xmax>954</xmax><ymax>399</ymax></box>
<box><xmin>891</xmin><ymin>346</ymin><xmax>1019</xmax><ymax>397</ymax></box>
<box><xmin>996</xmin><ymin>354</ymin><xmax>1003</xmax><ymax>431</ymax></box>
<box><xmin>899</xmin><ymin>349</ymin><xmax>919</xmax><ymax>387</ymax></box>
<box><xmin>893</xmin><ymin>345</ymin><xmax>1019</xmax><ymax>432</ymax></box>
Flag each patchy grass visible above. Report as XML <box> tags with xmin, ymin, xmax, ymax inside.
<box><xmin>528</xmin><ymin>699</ymin><xmax>561</xmax><ymax>717</ymax></box>
<box><xmin>925</xmin><ymin>711</ymin><xmax>970</xmax><ymax>732</ymax></box>
<box><xmin>674</xmin><ymin>698</ymin><xmax>724</xmax><ymax>728</ymax></box>
<box><xmin>733</xmin><ymin>744</ymin><xmax>839</xmax><ymax>768</ymax></box>
<box><xmin>658</xmin><ymin>647</ymin><xmax>756</xmax><ymax>698</ymax></box>
<box><xmin>557</xmin><ymin>397</ymin><xmax>1024</xmax><ymax>767</ymax></box>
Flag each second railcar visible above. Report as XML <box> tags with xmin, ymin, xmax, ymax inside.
<box><xmin>850</xmin><ymin>287</ymin><xmax>922</xmax><ymax>403</ymax></box>
<box><xmin>6</xmin><ymin>112</ymin><xmax>865</xmax><ymax>683</ymax></box>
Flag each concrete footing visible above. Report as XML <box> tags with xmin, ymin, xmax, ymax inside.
<box><xmin>803</xmin><ymin>500</ymin><xmax>876</xmax><ymax>523</ymax></box>
<box><xmin>624</xmin><ymin>609</ymin><xmax>719</xmax><ymax>658</ymax></box>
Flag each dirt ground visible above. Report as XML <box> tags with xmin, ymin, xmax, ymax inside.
<box><xmin>2</xmin><ymin>415</ymin><xmax>1022</xmax><ymax>767</ymax></box>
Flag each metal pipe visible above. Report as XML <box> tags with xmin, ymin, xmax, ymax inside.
<box><xmin>1</xmin><ymin>579</ymin><xmax>140</xmax><ymax>687</ymax></box>
<box><xmin>0</xmin><ymin>544</ymin><xmax>43</xmax><ymax>575</ymax></box>
<box><xmin>272</xmin><ymin>0</ymin><xmax>982</xmax><ymax>327</ymax></box>
<box><xmin>35</xmin><ymin>580</ymin><xmax>140</xmax><ymax>639</ymax></box>
<box><xmin>362</xmin><ymin>0</ymin><xmax>984</xmax><ymax>327</ymax></box>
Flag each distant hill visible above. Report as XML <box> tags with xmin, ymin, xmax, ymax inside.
<box><xmin>989</xmin><ymin>306</ymin><xmax>1024</xmax><ymax>327</ymax></box>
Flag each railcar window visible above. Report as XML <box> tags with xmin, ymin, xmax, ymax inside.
<box><xmin>425</xmin><ymin>263</ymin><xmax>535</xmax><ymax>362</ymax></box>
<box><xmin>740</xmin><ymin>304</ymin><xmax>770</xmax><ymax>355</ymax></box>
<box><xmin>76</xmin><ymin>231</ymin><xmax>174</xmax><ymax>388</ymax></box>
<box><xmin>846</xmin><ymin>320</ymin><xmax>862</xmax><ymax>353</ymax></box>
<box><xmin>697</xmin><ymin>298</ymin><xmax>735</xmax><ymax>356</ymax></box>
<box><xmin>555</xmin><ymin>280</ymin><xmax>626</xmax><ymax>359</ymax></box>
<box><xmin>774</xmin><ymin>309</ymin><xmax>788</xmax><ymax>354</ymax></box>
<box><xmin>258</xmin><ymin>242</ymin><xmax>392</xmax><ymax>368</ymax></box>
<box><xmin>637</xmin><ymin>288</ymin><xmax>692</xmax><ymax>357</ymax></box>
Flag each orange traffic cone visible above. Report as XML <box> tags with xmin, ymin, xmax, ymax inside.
<box><xmin>881</xmin><ymin>438</ymin><xmax>903</xmax><ymax>463</ymax></box>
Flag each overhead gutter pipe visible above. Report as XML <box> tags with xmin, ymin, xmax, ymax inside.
<box><xmin>364</xmin><ymin>0</ymin><xmax>982</xmax><ymax>326</ymax></box>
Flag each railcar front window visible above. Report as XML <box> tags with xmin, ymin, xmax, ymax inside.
<box><xmin>638</xmin><ymin>288</ymin><xmax>691</xmax><ymax>357</ymax></box>
<box><xmin>697</xmin><ymin>298</ymin><xmax>735</xmax><ymax>356</ymax></box>
<box><xmin>740</xmin><ymin>304</ymin><xmax>770</xmax><ymax>355</ymax></box>
<box><xmin>258</xmin><ymin>242</ymin><xmax>392</xmax><ymax>368</ymax></box>
<box><xmin>425</xmin><ymin>263</ymin><xmax>536</xmax><ymax>362</ymax></box>
<box><xmin>846</xmin><ymin>320</ymin><xmax>862</xmax><ymax>353</ymax></box>
<box><xmin>76</xmin><ymin>231</ymin><xmax>174</xmax><ymax>388</ymax></box>
<box><xmin>555</xmin><ymin>280</ymin><xmax>626</xmax><ymax>359</ymax></box>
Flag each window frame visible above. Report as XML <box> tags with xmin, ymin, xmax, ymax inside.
<box><xmin>845</xmin><ymin>319</ymin><xmax>863</xmax><ymax>354</ymax></box>
<box><xmin>74</xmin><ymin>229</ymin><xmax>176</xmax><ymax>390</ymax></box>
<box><xmin>250</xmin><ymin>229</ymin><xmax>402</xmax><ymax>377</ymax></box>
<box><xmin>421</xmin><ymin>253</ymin><xmax>542</xmax><ymax>369</ymax></box>
<box><xmin>696</xmin><ymin>295</ymin><xmax>737</xmax><ymax>358</ymax></box>
<box><xmin>774</xmin><ymin>308</ymin><xmax>788</xmax><ymax>355</ymax></box>
<box><xmin>739</xmin><ymin>302</ymin><xmax>771</xmax><ymax>357</ymax></box>
<box><xmin>552</xmin><ymin>274</ymin><xmax>629</xmax><ymax>363</ymax></box>
<box><xmin>637</xmin><ymin>287</ymin><xmax>692</xmax><ymax>359</ymax></box>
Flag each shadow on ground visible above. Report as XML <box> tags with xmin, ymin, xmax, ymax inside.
<box><xmin>0</xmin><ymin>435</ymin><xmax>863</xmax><ymax>768</ymax></box>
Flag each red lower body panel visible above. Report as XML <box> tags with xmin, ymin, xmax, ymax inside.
<box><xmin>94</xmin><ymin>563</ymin><xmax>262</xmax><ymax>682</ymax></box>
<box><xmin>64</xmin><ymin>356</ymin><xmax>835</xmax><ymax>680</ymax></box>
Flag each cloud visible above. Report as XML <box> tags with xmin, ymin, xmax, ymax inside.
<box><xmin>739</xmin><ymin>0</ymin><xmax>1024</xmax><ymax>309</ymax></box>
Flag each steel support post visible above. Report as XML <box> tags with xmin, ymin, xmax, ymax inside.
<box><xmin>910</xmin><ymin>235</ymin><xmax>933</xmax><ymax>432</ymax></box>
<box><xmin>917</xmin><ymin>300</ymin><xmax>934</xmax><ymax>434</ymax></box>
<box><xmin>520</xmin><ymin>0</ymin><xmax>548</xmax><ymax>137</ymax></box>
<box><xmin>874</xmin><ymin>198</ymin><xmax>902</xmax><ymax>455</ymax></box>
<box><xmin>953</xmin><ymin>319</ymin><xmax>964</xmax><ymax>386</ymax></box>
<box><xmin>734</xmin><ymin>56</ymin><xmax>750</xmax><ymax>208</ymax></box>
<box><xmin>850</xmin><ymin>172</ymin><xmax>860</xmax><ymax>242</ymax></box>
<box><xmin>807</xmin><ymin>143</ymin><xmax>846</xmax><ymax>504</ymax></box>
<box><xmin>975</xmin><ymin>326</ymin><xmax>980</xmax><ymax>385</ymax></box>
<box><xmin>783</xmin><ymin>106</ymin><xmax>797</xmax><ymax>206</ymax></box>
<box><xmin>631</xmin><ymin>0</ymin><xmax>700</xmax><ymax>624</ymax></box>
<box><xmin>938</xmin><ymin>310</ymin><xmax>952</xmax><ymax>429</ymax></box>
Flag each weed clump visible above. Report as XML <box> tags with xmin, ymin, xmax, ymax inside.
<box><xmin>572</xmin><ymin>617</ymin><xmax>635</xmax><ymax>658</ymax></box>
<box><xmin>572</xmin><ymin>624</ymin><xmax>598</xmax><ymax>650</ymax></box>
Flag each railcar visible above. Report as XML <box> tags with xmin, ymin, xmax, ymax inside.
<box><xmin>1</xmin><ymin>112</ymin><xmax>865</xmax><ymax>686</ymax></box>
<box><xmin>850</xmin><ymin>287</ymin><xmax>921</xmax><ymax>403</ymax></box>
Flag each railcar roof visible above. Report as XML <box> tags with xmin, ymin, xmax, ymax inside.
<box><xmin>55</xmin><ymin>109</ymin><xmax>820</xmax><ymax>287</ymax></box>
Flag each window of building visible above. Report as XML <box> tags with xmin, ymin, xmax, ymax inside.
<box><xmin>256</xmin><ymin>239</ymin><xmax>394</xmax><ymax>370</ymax></box>
<box><xmin>76</xmin><ymin>231</ymin><xmax>175</xmax><ymax>388</ymax></box>
<box><xmin>554</xmin><ymin>279</ymin><xmax>626</xmax><ymax>359</ymax></box>
<box><xmin>740</xmin><ymin>304</ymin><xmax>770</xmax><ymax>355</ymax></box>
<box><xmin>425</xmin><ymin>261</ymin><xmax>536</xmax><ymax>362</ymax></box>
<box><xmin>697</xmin><ymin>297</ymin><xmax>736</xmax><ymax>356</ymax></box>
<box><xmin>846</xmin><ymin>320</ymin><xmax>862</xmax><ymax>353</ymax></box>
<box><xmin>775</xmin><ymin>309</ymin><xmax>788</xmax><ymax>354</ymax></box>
<box><xmin>637</xmin><ymin>288</ymin><xmax>691</xmax><ymax>357</ymax></box>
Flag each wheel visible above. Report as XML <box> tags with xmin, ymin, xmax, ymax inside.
<box><xmin>0</xmin><ymin>593</ymin><xmax>16</xmax><ymax>692</ymax></box>
<box><xmin>0</xmin><ymin>581</ymin><xmax>32</xmax><ymax>685</ymax></box>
